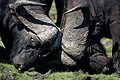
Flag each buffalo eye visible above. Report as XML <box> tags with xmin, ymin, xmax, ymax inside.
<box><xmin>29</xmin><ymin>37</ymin><xmax>41</xmax><ymax>48</ymax></box>
<box><xmin>30</xmin><ymin>38</ymin><xmax>35</xmax><ymax>46</ymax></box>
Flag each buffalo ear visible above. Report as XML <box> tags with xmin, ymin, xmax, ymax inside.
<box><xmin>9</xmin><ymin>4</ymin><xmax>14</xmax><ymax>13</ymax></box>
<box><xmin>8</xmin><ymin>4</ymin><xmax>20</xmax><ymax>23</ymax></box>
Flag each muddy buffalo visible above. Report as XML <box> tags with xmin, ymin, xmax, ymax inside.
<box><xmin>0</xmin><ymin>0</ymin><xmax>61</xmax><ymax>71</ymax></box>
<box><xmin>58</xmin><ymin>0</ymin><xmax>118</xmax><ymax>73</ymax></box>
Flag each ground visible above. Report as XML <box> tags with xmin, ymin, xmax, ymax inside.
<box><xmin>0</xmin><ymin>1</ymin><xmax>120</xmax><ymax>80</ymax></box>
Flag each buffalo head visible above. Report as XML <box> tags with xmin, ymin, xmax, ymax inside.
<box><xmin>59</xmin><ymin>0</ymin><xmax>114</xmax><ymax>73</ymax></box>
<box><xmin>9</xmin><ymin>0</ymin><xmax>61</xmax><ymax>71</ymax></box>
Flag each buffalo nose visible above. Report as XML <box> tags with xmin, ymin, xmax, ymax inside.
<box><xmin>16</xmin><ymin>64</ymin><xmax>21</xmax><ymax>69</ymax></box>
<box><xmin>14</xmin><ymin>63</ymin><xmax>24</xmax><ymax>71</ymax></box>
<box><xmin>13</xmin><ymin>56</ymin><xmax>26</xmax><ymax>71</ymax></box>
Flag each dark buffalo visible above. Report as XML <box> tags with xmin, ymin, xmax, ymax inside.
<box><xmin>0</xmin><ymin>0</ymin><xmax>61</xmax><ymax>71</ymax></box>
<box><xmin>58</xmin><ymin>0</ymin><xmax>118</xmax><ymax>73</ymax></box>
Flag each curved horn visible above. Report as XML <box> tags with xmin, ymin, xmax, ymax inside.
<box><xmin>11</xmin><ymin>0</ymin><xmax>61</xmax><ymax>47</ymax></box>
<box><xmin>13</xmin><ymin>0</ymin><xmax>46</xmax><ymax>13</ymax></box>
<box><xmin>64</xmin><ymin>4</ymin><xmax>88</xmax><ymax>14</ymax></box>
<box><xmin>14</xmin><ymin>0</ymin><xmax>46</xmax><ymax>9</ymax></box>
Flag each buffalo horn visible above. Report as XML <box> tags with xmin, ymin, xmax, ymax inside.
<box><xmin>64</xmin><ymin>4</ymin><xmax>87</xmax><ymax>14</ymax></box>
<box><xmin>14</xmin><ymin>0</ymin><xmax>46</xmax><ymax>12</ymax></box>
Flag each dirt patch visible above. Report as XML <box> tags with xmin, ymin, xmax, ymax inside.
<box><xmin>27</xmin><ymin>69</ymin><xmax>52</xmax><ymax>80</ymax></box>
<box><xmin>0</xmin><ymin>65</ymin><xmax>51</xmax><ymax>80</ymax></box>
<box><xmin>0</xmin><ymin>73</ymin><xmax>23</xmax><ymax>80</ymax></box>
<box><xmin>81</xmin><ymin>76</ymin><xmax>100</xmax><ymax>80</ymax></box>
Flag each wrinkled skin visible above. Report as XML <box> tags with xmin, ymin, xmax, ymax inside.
<box><xmin>0</xmin><ymin>0</ymin><xmax>61</xmax><ymax>71</ymax></box>
<box><xmin>58</xmin><ymin>0</ymin><xmax>117</xmax><ymax>73</ymax></box>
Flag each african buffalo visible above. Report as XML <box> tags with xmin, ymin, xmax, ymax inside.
<box><xmin>0</xmin><ymin>0</ymin><xmax>61</xmax><ymax>71</ymax></box>
<box><xmin>58</xmin><ymin>0</ymin><xmax>117</xmax><ymax>73</ymax></box>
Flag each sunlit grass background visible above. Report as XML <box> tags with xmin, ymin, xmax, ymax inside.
<box><xmin>0</xmin><ymin>1</ymin><xmax>120</xmax><ymax>80</ymax></box>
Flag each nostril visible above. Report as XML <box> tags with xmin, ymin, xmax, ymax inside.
<box><xmin>14</xmin><ymin>63</ymin><xmax>20</xmax><ymax>69</ymax></box>
<box><xmin>16</xmin><ymin>64</ymin><xmax>21</xmax><ymax>69</ymax></box>
<box><xmin>14</xmin><ymin>64</ymin><xmax>23</xmax><ymax>71</ymax></box>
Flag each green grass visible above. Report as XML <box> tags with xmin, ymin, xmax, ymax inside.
<box><xmin>0</xmin><ymin>63</ymin><xmax>37</xmax><ymax>80</ymax></box>
<box><xmin>45</xmin><ymin>72</ymin><xmax>73</xmax><ymax>80</ymax></box>
<box><xmin>49</xmin><ymin>0</ymin><xmax>57</xmax><ymax>23</ymax></box>
<box><xmin>0</xmin><ymin>37</ymin><xmax>5</xmax><ymax>48</ymax></box>
<box><xmin>45</xmin><ymin>70</ymin><xmax>120</xmax><ymax>80</ymax></box>
<box><xmin>101</xmin><ymin>38</ymin><xmax>112</xmax><ymax>57</ymax></box>
<box><xmin>0</xmin><ymin>38</ymin><xmax>2</xmax><ymax>46</ymax></box>
<box><xmin>0</xmin><ymin>62</ymin><xmax>120</xmax><ymax>80</ymax></box>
